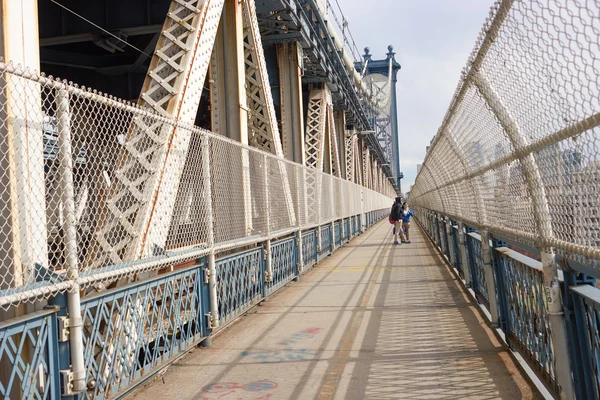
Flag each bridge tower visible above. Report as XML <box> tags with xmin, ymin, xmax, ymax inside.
<box><xmin>356</xmin><ymin>46</ymin><xmax>402</xmax><ymax>191</ymax></box>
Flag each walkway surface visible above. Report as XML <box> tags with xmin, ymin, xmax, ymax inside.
<box><xmin>129</xmin><ymin>222</ymin><xmax>541</xmax><ymax>400</ymax></box>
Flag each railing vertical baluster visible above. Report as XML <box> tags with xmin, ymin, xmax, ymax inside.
<box><xmin>201</xmin><ymin>134</ymin><xmax>219</xmax><ymax>331</ymax></box>
<box><xmin>57</xmin><ymin>87</ymin><xmax>86</xmax><ymax>394</ymax></box>
<box><xmin>458</xmin><ymin>222</ymin><xmax>471</xmax><ymax>287</ymax></box>
<box><xmin>481</xmin><ymin>229</ymin><xmax>499</xmax><ymax>326</ymax></box>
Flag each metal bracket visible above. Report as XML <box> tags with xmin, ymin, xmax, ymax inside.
<box><xmin>60</xmin><ymin>370</ymin><xmax>75</xmax><ymax>395</ymax></box>
<box><xmin>205</xmin><ymin>312</ymin><xmax>214</xmax><ymax>329</ymax></box>
<box><xmin>58</xmin><ymin>316</ymin><xmax>70</xmax><ymax>342</ymax></box>
<box><xmin>203</xmin><ymin>267</ymin><xmax>210</xmax><ymax>284</ymax></box>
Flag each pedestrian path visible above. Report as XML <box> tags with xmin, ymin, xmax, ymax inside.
<box><xmin>129</xmin><ymin>221</ymin><xmax>541</xmax><ymax>400</ymax></box>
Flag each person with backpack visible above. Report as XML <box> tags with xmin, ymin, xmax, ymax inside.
<box><xmin>389</xmin><ymin>197</ymin><xmax>404</xmax><ymax>245</ymax></box>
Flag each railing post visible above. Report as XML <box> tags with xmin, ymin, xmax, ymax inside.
<box><xmin>263</xmin><ymin>154</ymin><xmax>273</xmax><ymax>283</ymax></box>
<box><xmin>543</xmin><ymin>252</ymin><xmax>575</xmax><ymax>399</ymax></box>
<box><xmin>458</xmin><ymin>222</ymin><xmax>471</xmax><ymax>287</ymax></box>
<box><xmin>201</xmin><ymin>134</ymin><xmax>219</xmax><ymax>331</ymax></box>
<box><xmin>57</xmin><ymin>88</ymin><xmax>86</xmax><ymax>394</ymax></box>
<box><xmin>481</xmin><ymin>229</ymin><xmax>499</xmax><ymax>326</ymax></box>
<box><xmin>490</xmin><ymin>237</ymin><xmax>511</xmax><ymax>336</ymax></box>
<box><xmin>265</xmin><ymin>239</ymin><xmax>273</xmax><ymax>283</ymax></box>
<box><xmin>295</xmin><ymin>231</ymin><xmax>302</xmax><ymax>277</ymax></box>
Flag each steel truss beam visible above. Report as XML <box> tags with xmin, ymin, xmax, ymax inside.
<box><xmin>86</xmin><ymin>0</ymin><xmax>226</xmax><ymax>270</ymax></box>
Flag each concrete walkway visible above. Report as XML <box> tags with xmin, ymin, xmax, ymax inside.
<box><xmin>129</xmin><ymin>222</ymin><xmax>541</xmax><ymax>400</ymax></box>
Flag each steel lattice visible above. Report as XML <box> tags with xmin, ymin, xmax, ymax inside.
<box><xmin>80</xmin><ymin>266</ymin><xmax>205</xmax><ymax>399</ymax></box>
<box><xmin>216</xmin><ymin>249</ymin><xmax>263</xmax><ymax>326</ymax></box>
<box><xmin>0</xmin><ymin>310</ymin><xmax>59</xmax><ymax>399</ymax></box>
<box><xmin>301</xmin><ymin>230</ymin><xmax>318</xmax><ymax>270</ymax></box>
<box><xmin>267</xmin><ymin>237</ymin><xmax>296</xmax><ymax>295</ymax></box>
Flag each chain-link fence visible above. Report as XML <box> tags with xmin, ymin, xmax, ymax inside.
<box><xmin>0</xmin><ymin>61</ymin><xmax>392</xmax><ymax>310</ymax></box>
<box><xmin>411</xmin><ymin>0</ymin><xmax>600</xmax><ymax>269</ymax></box>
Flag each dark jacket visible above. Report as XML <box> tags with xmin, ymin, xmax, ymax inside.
<box><xmin>390</xmin><ymin>202</ymin><xmax>402</xmax><ymax>221</ymax></box>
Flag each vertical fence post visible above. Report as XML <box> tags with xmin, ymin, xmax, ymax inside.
<box><xmin>294</xmin><ymin>231</ymin><xmax>302</xmax><ymax>279</ymax></box>
<box><xmin>57</xmin><ymin>88</ymin><xmax>86</xmax><ymax>394</ymax></box>
<box><xmin>263</xmin><ymin>154</ymin><xmax>273</xmax><ymax>283</ymax></box>
<box><xmin>481</xmin><ymin>229</ymin><xmax>499</xmax><ymax>326</ymax></box>
<box><xmin>543</xmin><ymin>252</ymin><xmax>575</xmax><ymax>399</ymax></box>
<box><xmin>201</xmin><ymin>134</ymin><xmax>219</xmax><ymax>332</ymax></box>
<box><xmin>458</xmin><ymin>222</ymin><xmax>471</xmax><ymax>287</ymax></box>
<box><xmin>444</xmin><ymin>218</ymin><xmax>452</xmax><ymax>260</ymax></box>
<box><xmin>490</xmin><ymin>237</ymin><xmax>511</xmax><ymax>337</ymax></box>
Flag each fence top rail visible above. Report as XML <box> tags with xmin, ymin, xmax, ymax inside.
<box><xmin>0</xmin><ymin>306</ymin><xmax>59</xmax><ymax>330</ymax></box>
<box><xmin>571</xmin><ymin>285</ymin><xmax>600</xmax><ymax>310</ymax></box>
<box><xmin>494</xmin><ymin>246</ymin><xmax>542</xmax><ymax>272</ymax></box>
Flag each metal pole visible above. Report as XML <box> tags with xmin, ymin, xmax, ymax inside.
<box><xmin>264</xmin><ymin>154</ymin><xmax>273</xmax><ymax>281</ymax></box>
<box><xmin>458</xmin><ymin>222</ymin><xmax>471</xmax><ymax>287</ymax></box>
<box><xmin>481</xmin><ymin>229</ymin><xmax>499</xmax><ymax>326</ymax></box>
<box><xmin>543</xmin><ymin>251</ymin><xmax>574</xmax><ymax>400</ymax></box>
<box><xmin>57</xmin><ymin>88</ymin><xmax>86</xmax><ymax>393</ymax></box>
<box><xmin>201</xmin><ymin>135</ymin><xmax>219</xmax><ymax>329</ymax></box>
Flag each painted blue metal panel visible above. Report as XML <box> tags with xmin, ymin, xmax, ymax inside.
<box><xmin>80</xmin><ymin>264</ymin><xmax>205</xmax><ymax>399</ymax></box>
<box><xmin>343</xmin><ymin>219</ymin><xmax>350</xmax><ymax>243</ymax></box>
<box><xmin>453</xmin><ymin>226</ymin><xmax>462</xmax><ymax>271</ymax></box>
<box><xmin>466</xmin><ymin>234</ymin><xmax>489</xmax><ymax>305</ymax></box>
<box><xmin>334</xmin><ymin>222</ymin><xmax>341</xmax><ymax>248</ymax></box>
<box><xmin>301</xmin><ymin>230</ymin><xmax>318</xmax><ymax>270</ymax></box>
<box><xmin>216</xmin><ymin>249</ymin><xmax>264</xmax><ymax>327</ymax></box>
<box><xmin>0</xmin><ymin>308</ymin><xmax>60</xmax><ymax>400</ymax></box>
<box><xmin>319</xmin><ymin>225</ymin><xmax>331</xmax><ymax>259</ymax></box>
<box><xmin>267</xmin><ymin>237</ymin><xmax>297</xmax><ymax>295</ymax></box>
<box><xmin>498</xmin><ymin>250</ymin><xmax>557</xmax><ymax>389</ymax></box>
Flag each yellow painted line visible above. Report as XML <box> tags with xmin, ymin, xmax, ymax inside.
<box><xmin>316</xmin><ymin>265</ymin><xmax>382</xmax><ymax>399</ymax></box>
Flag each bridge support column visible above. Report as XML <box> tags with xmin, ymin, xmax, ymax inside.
<box><xmin>481</xmin><ymin>229</ymin><xmax>499</xmax><ymax>326</ymax></box>
<box><xmin>278</xmin><ymin>42</ymin><xmax>305</xmax><ymax>164</ymax></box>
<box><xmin>0</xmin><ymin>0</ymin><xmax>48</xmax><ymax>316</ymax></box>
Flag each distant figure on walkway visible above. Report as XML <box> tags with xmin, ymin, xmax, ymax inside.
<box><xmin>390</xmin><ymin>197</ymin><xmax>404</xmax><ymax>245</ymax></box>
<box><xmin>400</xmin><ymin>202</ymin><xmax>414</xmax><ymax>244</ymax></box>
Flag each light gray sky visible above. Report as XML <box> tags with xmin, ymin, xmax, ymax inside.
<box><xmin>340</xmin><ymin>0</ymin><xmax>493</xmax><ymax>191</ymax></box>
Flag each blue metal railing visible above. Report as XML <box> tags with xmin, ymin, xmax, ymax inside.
<box><xmin>319</xmin><ymin>225</ymin><xmax>332</xmax><ymax>259</ymax></box>
<box><xmin>302</xmin><ymin>230</ymin><xmax>318</xmax><ymax>270</ymax></box>
<box><xmin>466</xmin><ymin>232</ymin><xmax>489</xmax><ymax>305</ymax></box>
<box><xmin>451</xmin><ymin>225</ymin><xmax>462</xmax><ymax>273</ymax></box>
<box><xmin>80</xmin><ymin>265</ymin><xmax>206</xmax><ymax>399</ymax></box>
<box><xmin>334</xmin><ymin>222</ymin><xmax>342</xmax><ymax>248</ymax></box>
<box><xmin>267</xmin><ymin>237</ymin><xmax>297</xmax><ymax>295</ymax></box>
<box><xmin>570</xmin><ymin>284</ymin><xmax>600</xmax><ymax>397</ymax></box>
<box><xmin>343</xmin><ymin>219</ymin><xmax>350</xmax><ymax>243</ymax></box>
<box><xmin>416</xmin><ymin>209</ymin><xmax>563</xmax><ymax>393</ymax></box>
<box><xmin>0</xmin><ymin>309</ymin><xmax>61</xmax><ymax>399</ymax></box>
<box><xmin>495</xmin><ymin>248</ymin><xmax>556</xmax><ymax>388</ymax></box>
<box><xmin>216</xmin><ymin>248</ymin><xmax>264</xmax><ymax>326</ymax></box>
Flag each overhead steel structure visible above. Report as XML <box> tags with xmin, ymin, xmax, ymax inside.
<box><xmin>355</xmin><ymin>46</ymin><xmax>402</xmax><ymax>190</ymax></box>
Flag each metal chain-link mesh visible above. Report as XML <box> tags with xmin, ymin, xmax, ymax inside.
<box><xmin>0</xmin><ymin>62</ymin><xmax>393</xmax><ymax>309</ymax></box>
<box><xmin>411</xmin><ymin>0</ymin><xmax>600</xmax><ymax>268</ymax></box>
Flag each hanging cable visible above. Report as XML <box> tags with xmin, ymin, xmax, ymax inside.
<box><xmin>48</xmin><ymin>0</ymin><xmax>152</xmax><ymax>59</ymax></box>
